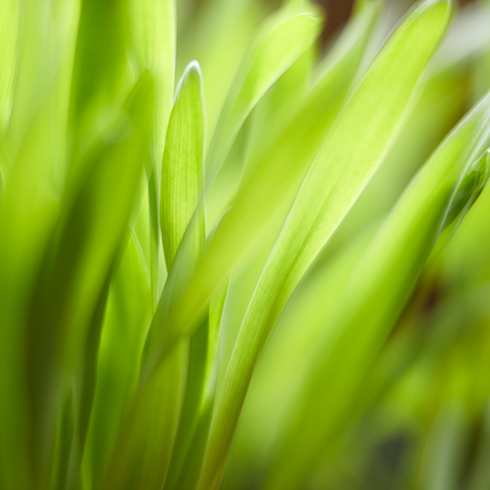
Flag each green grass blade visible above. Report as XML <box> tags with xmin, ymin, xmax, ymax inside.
<box><xmin>155</xmin><ymin>61</ymin><xmax>226</xmax><ymax>486</ymax></box>
<box><xmin>0</xmin><ymin>4</ymin><xmax>83</xmax><ymax>480</ymax></box>
<box><xmin>265</xmin><ymin>91</ymin><xmax>490</xmax><ymax>489</ymax></box>
<box><xmin>70</xmin><ymin>0</ymin><xmax>129</xmax><ymax>138</ymax></box>
<box><xmin>97</xmin><ymin>343</ymin><xmax>188</xmax><ymax>490</ymax></box>
<box><xmin>6</xmin><ymin>0</ymin><xmax>51</xmax><ymax>151</ymax></box>
<box><xmin>50</xmin><ymin>394</ymin><xmax>75</xmax><ymax>490</ymax></box>
<box><xmin>164</xmin><ymin>283</ymin><xmax>229</xmax><ymax>490</ymax></box>
<box><xmin>23</xmin><ymin>73</ymin><xmax>152</xmax><ymax>488</ymax></box>
<box><xmin>205</xmin><ymin>45</ymin><xmax>317</xmax><ymax>229</ymax></box>
<box><xmin>100</xmin><ymin>64</ymin><xmax>206</xmax><ymax>490</ymax></box>
<box><xmin>223</xmin><ymin>227</ymin><xmax>374</xmax><ymax>485</ymax></box>
<box><xmin>134</xmin><ymin>347</ymin><xmax>188</xmax><ymax>490</ymax></box>
<box><xmin>82</xmin><ymin>230</ymin><xmax>151</xmax><ymax>487</ymax></box>
<box><xmin>205</xmin><ymin>2</ymin><xmax>323</xmax><ymax>185</ymax></box>
<box><xmin>0</xmin><ymin>0</ymin><xmax>20</xmax><ymax>133</ymax></box>
<box><xmin>130</xmin><ymin>0</ymin><xmax>176</xmax><ymax>305</ymax></box>
<box><xmin>148</xmin><ymin>61</ymin><xmax>208</xmax><ymax>490</ymax></box>
<box><xmin>130</xmin><ymin>0</ymin><xmax>176</xmax><ymax>164</ymax></box>
<box><xmin>150</xmin><ymin>0</ymin><xmax>380</xmax><ymax>363</ymax></box>
<box><xmin>148</xmin><ymin>173</ymin><xmax>162</xmax><ymax>306</ymax></box>
<box><xmin>0</xmin><ymin>95</ymin><xmax>57</xmax><ymax>490</ymax></box>
<box><xmin>199</xmin><ymin>0</ymin><xmax>380</xmax><ymax>287</ymax></box>
<box><xmin>244</xmin><ymin>46</ymin><xmax>314</xmax><ymax>165</ymax></box>
<box><xmin>197</xmin><ymin>2</ymin><xmax>452</xmax><ymax>488</ymax></box>
<box><xmin>63</xmin><ymin>279</ymin><xmax>111</xmax><ymax>490</ymax></box>
<box><xmin>161</xmin><ymin>61</ymin><xmax>206</xmax><ymax>269</ymax></box>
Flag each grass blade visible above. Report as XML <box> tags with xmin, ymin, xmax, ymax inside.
<box><xmin>130</xmin><ymin>0</ymin><xmax>176</xmax><ymax>163</ymax></box>
<box><xmin>147</xmin><ymin>0</ymin><xmax>381</xmax><ymax>367</ymax></box>
<box><xmin>0</xmin><ymin>0</ymin><xmax>20</xmax><ymax>133</ymax></box>
<box><xmin>205</xmin><ymin>2</ymin><xmax>323</xmax><ymax>185</ymax></box>
<box><xmin>24</xmin><ymin>72</ymin><xmax>152</xmax><ymax>489</ymax></box>
<box><xmin>99</xmin><ymin>64</ymin><xmax>206</xmax><ymax>490</ymax></box>
<box><xmin>70</xmin><ymin>0</ymin><xmax>129</xmax><ymax>138</ymax></box>
<box><xmin>163</xmin><ymin>283</ymin><xmax>228</xmax><ymax>490</ymax></box>
<box><xmin>131</xmin><ymin>0</ymin><xmax>176</xmax><ymax>303</ymax></box>
<box><xmin>198</xmin><ymin>2</ymin><xmax>452</xmax><ymax>488</ymax></box>
<box><xmin>161</xmin><ymin>61</ymin><xmax>206</xmax><ymax>269</ymax></box>
<box><xmin>82</xmin><ymin>230</ymin><xmax>151</xmax><ymax>487</ymax></box>
<box><xmin>265</xmin><ymin>91</ymin><xmax>490</xmax><ymax>490</ymax></box>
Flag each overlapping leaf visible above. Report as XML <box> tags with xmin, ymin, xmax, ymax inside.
<box><xmin>0</xmin><ymin>0</ymin><xmax>20</xmax><ymax>133</ymax></box>
<box><xmin>99</xmin><ymin>63</ymin><xmax>206</xmax><ymax>490</ymax></box>
<box><xmin>23</xmin><ymin>72</ymin><xmax>152</xmax><ymax>490</ymax></box>
<box><xmin>265</xmin><ymin>91</ymin><xmax>490</xmax><ymax>490</ymax></box>
<box><xmin>198</xmin><ymin>3</ymin><xmax>452</xmax><ymax>487</ymax></box>
<box><xmin>146</xmin><ymin>0</ymin><xmax>381</xmax><ymax>368</ymax></box>
<box><xmin>205</xmin><ymin>2</ymin><xmax>323</xmax><ymax>184</ymax></box>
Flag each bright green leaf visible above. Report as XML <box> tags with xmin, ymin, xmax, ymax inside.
<box><xmin>198</xmin><ymin>2</ymin><xmax>452</xmax><ymax>488</ymax></box>
<box><xmin>161</xmin><ymin>61</ymin><xmax>206</xmax><ymax>269</ymax></box>
<box><xmin>205</xmin><ymin>2</ymin><xmax>323</xmax><ymax>185</ymax></box>
<box><xmin>149</xmin><ymin>0</ymin><xmax>380</xmax><ymax>365</ymax></box>
<box><xmin>265</xmin><ymin>89</ymin><xmax>490</xmax><ymax>489</ymax></box>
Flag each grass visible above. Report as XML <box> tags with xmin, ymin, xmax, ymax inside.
<box><xmin>1</xmin><ymin>0</ymin><xmax>490</xmax><ymax>489</ymax></box>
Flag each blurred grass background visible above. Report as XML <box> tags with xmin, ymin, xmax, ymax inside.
<box><xmin>2</xmin><ymin>0</ymin><xmax>490</xmax><ymax>489</ymax></box>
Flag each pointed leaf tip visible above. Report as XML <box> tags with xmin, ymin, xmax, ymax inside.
<box><xmin>184</xmin><ymin>60</ymin><xmax>203</xmax><ymax>79</ymax></box>
<box><xmin>175</xmin><ymin>61</ymin><xmax>204</xmax><ymax>101</ymax></box>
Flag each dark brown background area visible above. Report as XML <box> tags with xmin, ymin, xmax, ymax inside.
<box><xmin>315</xmin><ymin>0</ymin><xmax>356</xmax><ymax>40</ymax></box>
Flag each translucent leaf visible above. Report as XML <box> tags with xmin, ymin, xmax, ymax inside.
<box><xmin>0</xmin><ymin>0</ymin><xmax>21</xmax><ymax>133</ymax></box>
<box><xmin>130</xmin><ymin>0</ymin><xmax>176</xmax><ymax>163</ymax></box>
<box><xmin>205</xmin><ymin>2</ymin><xmax>323</xmax><ymax>185</ymax></box>
<box><xmin>23</xmin><ymin>72</ymin><xmax>153</xmax><ymax>487</ymax></box>
<box><xmin>151</xmin><ymin>0</ymin><xmax>381</xmax><ymax>362</ymax></box>
<box><xmin>82</xmin><ymin>230</ymin><xmax>151</xmax><ymax>486</ymax></box>
<box><xmin>198</xmin><ymin>2</ymin><xmax>452</xmax><ymax>488</ymax></box>
<box><xmin>161</xmin><ymin>61</ymin><xmax>205</xmax><ymax>269</ymax></box>
<box><xmin>265</xmin><ymin>90</ymin><xmax>490</xmax><ymax>489</ymax></box>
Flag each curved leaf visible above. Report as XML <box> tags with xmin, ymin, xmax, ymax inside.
<box><xmin>149</xmin><ymin>0</ymin><xmax>381</xmax><ymax>365</ymax></box>
<box><xmin>130</xmin><ymin>0</ymin><xmax>176</xmax><ymax>163</ymax></box>
<box><xmin>161</xmin><ymin>61</ymin><xmax>206</xmax><ymax>269</ymax></box>
<box><xmin>198</xmin><ymin>2</ymin><xmax>452</xmax><ymax>488</ymax></box>
<box><xmin>205</xmin><ymin>2</ymin><xmax>323</xmax><ymax>185</ymax></box>
<box><xmin>266</xmin><ymin>90</ymin><xmax>490</xmax><ymax>489</ymax></box>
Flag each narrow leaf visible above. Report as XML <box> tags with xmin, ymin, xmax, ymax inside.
<box><xmin>161</xmin><ymin>61</ymin><xmax>206</xmax><ymax>269</ymax></box>
<box><xmin>130</xmin><ymin>0</ymin><xmax>176</xmax><ymax>303</ymax></box>
<box><xmin>24</xmin><ymin>72</ymin><xmax>153</xmax><ymax>488</ymax></box>
<box><xmin>83</xmin><ymin>230</ymin><xmax>152</xmax><ymax>486</ymax></box>
<box><xmin>130</xmin><ymin>0</ymin><xmax>176</xmax><ymax>163</ymax></box>
<box><xmin>198</xmin><ymin>2</ymin><xmax>452</xmax><ymax>488</ymax></box>
<box><xmin>265</xmin><ymin>90</ymin><xmax>490</xmax><ymax>489</ymax></box>
<box><xmin>205</xmin><ymin>2</ymin><xmax>323</xmax><ymax>184</ymax></box>
<box><xmin>146</xmin><ymin>0</ymin><xmax>380</xmax><ymax>368</ymax></box>
<box><xmin>0</xmin><ymin>0</ymin><xmax>21</xmax><ymax>133</ymax></box>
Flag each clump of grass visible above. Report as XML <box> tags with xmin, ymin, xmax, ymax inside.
<box><xmin>1</xmin><ymin>0</ymin><xmax>490</xmax><ymax>489</ymax></box>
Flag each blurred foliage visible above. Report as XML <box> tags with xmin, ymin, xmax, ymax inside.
<box><xmin>1</xmin><ymin>1</ymin><xmax>490</xmax><ymax>490</ymax></box>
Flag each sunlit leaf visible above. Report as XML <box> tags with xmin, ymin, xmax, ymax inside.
<box><xmin>197</xmin><ymin>4</ymin><xmax>452</xmax><ymax>487</ymax></box>
<box><xmin>0</xmin><ymin>0</ymin><xmax>21</xmax><ymax>133</ymax></box>
<box><xmin>148</xmin><ymin>0</ymin><xmax>381</xmax><ymax>367</ymax></box>
<box><xmin>205</xmin><ymin>2</ymin><xmax>323</xmax><ymax>184</ymax></box>
<box><xmin>265</xmin><ymin>90</ymin><xmax>490</xmax><ymax>489</ymax></box>
<box><xmin>161</xmin><ymin>61</ymin><xmax>206</xmax><ymax>268</ymax></box>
